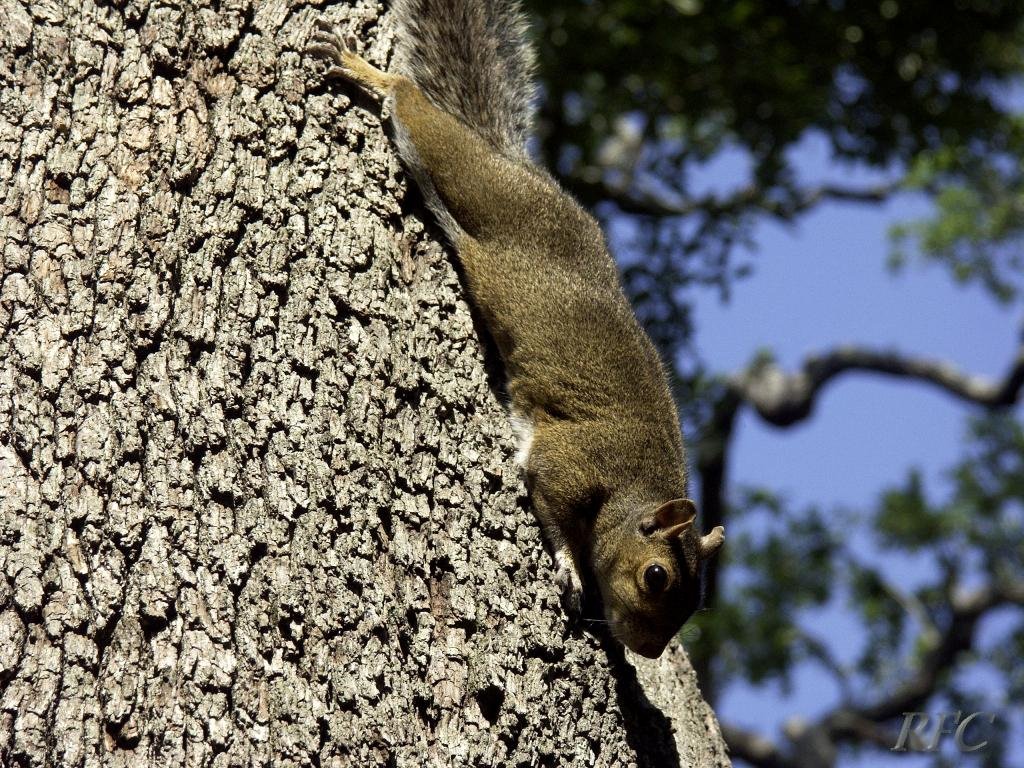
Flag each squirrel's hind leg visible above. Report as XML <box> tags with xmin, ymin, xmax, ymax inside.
<box><xmin>307</xmin><ymin>21</ymin><xmax>396</xmax><ymax>97</ymax></box>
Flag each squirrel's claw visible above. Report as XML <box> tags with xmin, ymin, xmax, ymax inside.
<box><xmin>307</xmin><ymin>37</ymin><xmax>345</xmax><ymax>65</ymax></box>
<box><xmin>307</xmin><ymin>22</ymin><xmax>394</xmax><ymax>96</ymax></box>
<box><xmin>307</xmin><ymin>22</ymin><xmax>353</xmax><ymax>67</ymax></box>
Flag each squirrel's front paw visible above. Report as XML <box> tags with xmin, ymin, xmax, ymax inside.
<box><xmin>554</xmin><ymin>549</ymin><xmax>584</xmax><ymax>620</ymax></box>
<box><xmin>307</xmin><ymin>20</ymin><xmax>352</xmax><ymax>74</ymax></box>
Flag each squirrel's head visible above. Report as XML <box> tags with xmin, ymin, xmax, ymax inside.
<box><xmin>593</xmin><ymin>498</ymin><xmax>724</xmax><ymax>658</ymax></box>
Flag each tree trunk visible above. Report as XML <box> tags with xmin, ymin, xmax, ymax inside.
<box><xmin>0</xmin><ymin>1</ymin><xmax>730</xmax><ymax>765</ymax></box>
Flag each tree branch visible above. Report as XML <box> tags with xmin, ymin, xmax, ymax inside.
<box><xmin>692</xmin><ymin>388</ymin><xmax>741</xmax><ymax>696</ymax></box>
<box><xmin>844</xmin><ymin>579</ymin><xmax>1024</xmax><ymax>725</ymax></box>
<box><xmin>721</xmin><ymin>724</ymin><xmax>798</xmax><ymax>768</ymax></box>
<box><xmin>731</xmin><ymin>344</ymin><xmax>1024</xmax><ymax>427</ymax></box>
<box><xmin>571</xmin><ymin>177</ymin><xmax>902</xmax><ymax>221</ymax></box>
<box><xmin>722</xmin><ymin>578</ymin><xmax>1024</xmax><ymax>767</ymax></box>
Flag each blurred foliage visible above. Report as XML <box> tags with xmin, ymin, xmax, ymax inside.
<box><xmin>890</xmin><ymin>133</ymin><xmax>1024</xmax><ymax>302</ymax></box>
<box><xmin>691</xmin><ymin>416</ymin><xmax>1024</xmax><ymax>766</ymax></box>
<box><xmin>688</xmin><ymin>490</ymin><xmax>840</xmax><ymax>690</ymax></box>
<box><xmin>520</xmin><ymin>3</ymin><xmax>1024</xmax><ymax>764</ymax></box>
<box><xmin>527</xmin><ymin>0</ymin><xmax>1024</xmax><ymax>169</ymax></box>
<box><xmin>524</xmin><ymin>0</ymin><xmax>1024</xmax><ymax>354</ymax></box>
<box><xmin>876</xmin><ymin>418</ymin><xmax>1024</xmax><ymax>566</ymax></box>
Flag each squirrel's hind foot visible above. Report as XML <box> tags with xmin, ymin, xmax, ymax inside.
<box><xmin>307</xmin><ymin>20</ymin><xmax>395</xmax><ymax>97</ymax></box>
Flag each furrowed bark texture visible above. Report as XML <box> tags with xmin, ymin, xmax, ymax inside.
<box><xmin>0</xmin><ymin>1</ymin><xmax>730</xmax><ymax>766</ymax></box>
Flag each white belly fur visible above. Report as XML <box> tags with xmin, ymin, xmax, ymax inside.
<box><xmin>510</xmin><ymin>409</ymin><xmax>534</xmax><ymax>467</ymax></box>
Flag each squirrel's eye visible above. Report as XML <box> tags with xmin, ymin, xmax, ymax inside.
<box><xmin>644</xmin><ymin>564</ymin><xmax>668</xmax><ymax>593</ymax></box>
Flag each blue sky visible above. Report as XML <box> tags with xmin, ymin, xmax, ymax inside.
<box><xmin>679</xmin><ymin>132</ymin><xmax>1022</xmax><ymax>766</ymax></box>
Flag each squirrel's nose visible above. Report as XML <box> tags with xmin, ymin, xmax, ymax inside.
<box><xmin>634</xmin><ymin>639</ymin><xmax>668</xmax><ymax>659</ymax></box>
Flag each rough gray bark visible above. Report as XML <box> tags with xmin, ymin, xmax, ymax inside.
<box><xmin>0</xmin><ymin>0</ymin><xmax>730</xmax><ymax>766</ymax></box>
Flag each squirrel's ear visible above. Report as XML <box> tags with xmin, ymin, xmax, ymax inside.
<box><xmin>650</xmin><ymin>498</ymin><xmax>697</xmax><ymax>539</ymax></box>
<box><xmin>699</xmin><ymin>526</ymin><xmax>725</xmax><ymax>559</ymax></box>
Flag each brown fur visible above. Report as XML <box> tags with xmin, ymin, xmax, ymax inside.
<box><xmin>307</xmin><ymin>9</ymin><xmax>723</xmax><ymax>658</ymax></box>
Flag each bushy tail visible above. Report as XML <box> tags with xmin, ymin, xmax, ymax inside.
<box><xmin>391</xmin><ymin>0</ymin><xmax>536</xmax><ymax>160</ymax></box>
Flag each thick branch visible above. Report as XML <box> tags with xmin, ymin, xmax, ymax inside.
<box><xmin>732</xmin><ymin>344</ymin><xmax>1024</xmax><ymax>427</ymax></box>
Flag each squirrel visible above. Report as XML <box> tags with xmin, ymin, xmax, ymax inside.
<box><xmin>308</xmin><ymin>0</ymin><xmax>725</xmax><ymax>659</ymax></box>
